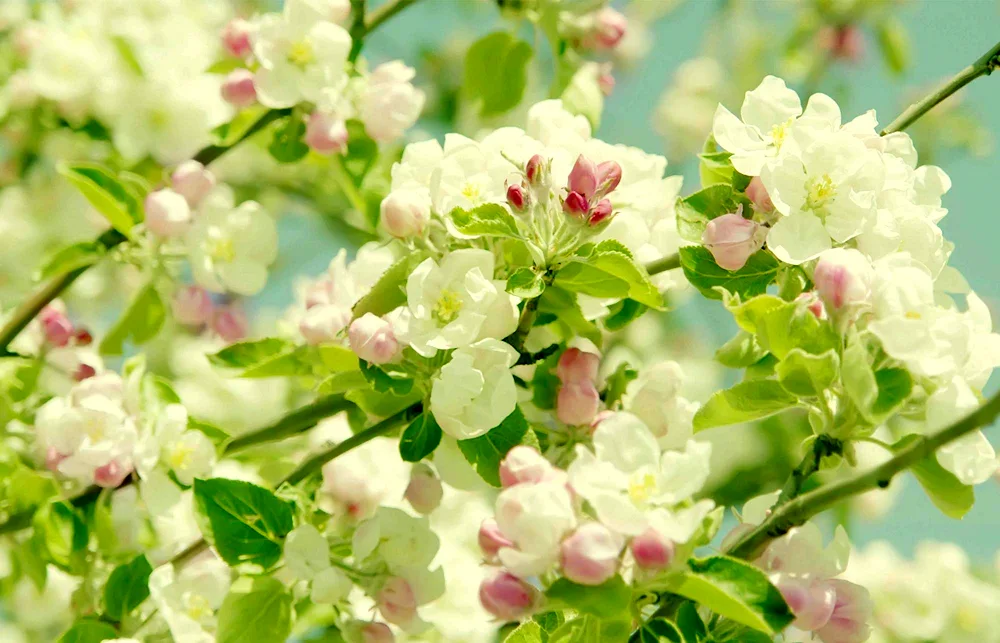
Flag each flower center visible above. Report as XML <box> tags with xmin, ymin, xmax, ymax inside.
<box><xmin>628</xmin><ymin>471</ymin><xmax>658</xmax><ymax>505</ymax></box>
<box><xmin>461</xmin><ymin>181</ymin><xmax>482</xmax><ymax>202</ymax></box>
<box><xmin>166</xmin><ymin>440</ymin><xmax>194</xmax><ymax>471</ymax></box>
<box><xmin>433</xmin><ymin>289</ymin><xmax>463</xmax><ymax>324</ymax></box>
<box><xmin>183</xmin><ymin>592</ymin><xmax>212</xmax><ymax>623</ymax></box>
<box><xmin>205</xmin><ymin>232</ymin><xmax>236</xmax><ymax>263</ymax></box>
<box><xmin>769</xmin><ymin>118</ymin><xmax>794</xmax><ymax>150</ymax></box>
<box><xmin>287</xmin><ymin>39</ymin><xmax>315</xmax><ymax>68</ymax></box>
<box><xmin>905</xmin><ymin>310</ymin><xmax>922</xmax><ymax>320</ymax></box>
<box><xmin>805</xmin><ymin>173</ymin><xmax>836</xmax><ymax>211</ymax></box>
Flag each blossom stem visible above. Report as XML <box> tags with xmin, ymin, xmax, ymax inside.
<box><xmin>773</xmin><ymin>434</ymin><xmax>843</xmax><ymax>507</ymax></box>
<box><xmin>725</xmin><ymin>388</ymin><xmax>1000</xmax><ymax>560</ymax></box>
<box><xmin>881</xmin><ymin>38</ymin><xmax>1000</xmax><ymax>135</ymax></box>
<box><xmin>330</xmin><ymin>155</ymin><xmax>369</xmax><ymax>218</ymax></box>
<box><xmin>644</xmin><ymin>253</ymin><xmax>680</xmax><ymax>276</ymax></box>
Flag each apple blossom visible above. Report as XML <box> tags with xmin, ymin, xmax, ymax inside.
<box><xmin>210</xmin><ymin>304</ymin><xmax>249</xmax><ymax>343</ymax></box>
<box><xmin>145</xmin><ymin>189</ymin><xmax>192</xmax><ymax>238</ymax></box>
<box><xmin>585</xmin><ymin>8</ymin><xmax>628</xmax><ymax>50</ymax></box>
<box><xmin>39</xmin><ymin>305</ymin><xmax>73</xmax><ymax>347</ymax></box>
<box><xmin>349</xmin><ymin>313</ymin><xmax>399</xmax><ymax>363</ymax></box>
<box><xmin>220</xmin><ymin>69</ymin><xmax>257</xmax><ymax>108</ymax></box>
<box><xmin>381</xmin><ymin>189</ymin><xmax>431</xmax><ymax>238</ymax></box>
<box><xmin>187</xmin><ymin>198</ymin><xmax>277</xmax><ymax>296</ymax></box>
<box><xmin>284</xmin><ymin>523</ymin><xmax>330</xmax><ymax>580</ymax></box>
<box><xmin>557</xmin><ymin>347</ymin><xmax>600</xmax><ymax>384</ymax></box>
<box><xmin>478</xmin><ymin>518</ymin><xmax>514</xmax><ymax>561</ymax></box>
<box><xmin>812</xmin><ymin>247</ymin><xmax>875</xmax><ymax>316</ymax></box>
<box><xmin>478</xmin><ymin>570</ymin><xmax>538</xmax><ymax>621</ymax></box>
<box><xmin>499</xmin><ymin>446</ymin><xmax>556</xmax><ymax>488</ymax></box>
<box><xmin>430</xmin><ymin>339</ymin><xmax>519</xmax><ymax>439</ymax></box>
<box><xmin>172</xmin><ymin>286</ymin><xmax>213</xmax><ymax>327</ymax></box>
<box><xmin>746</xmin><ymin>175</ymin><xmax>775</xmax><ymax>213</ymax></box>
<box><xmin>557</xmin><ymin>380</ymin><xmax>600</xmax><ymax>426</ymax></box>
<box><xmin>702</xmin><ymin>207</ymin><xmax>762</xmax><ymax>271</ymax></box>
<box><xmin>559</xmin><ymin>522</ymin><xmax>623</xmax><ymax>586</ymax></box>
<box><xmin>304</xmin><ymin>110</ymin><xmax>348</xmax><ymax>154</ymax></box>
<box><xmin>360</xmin><ymin>61</ymin><xmax>425</xmax><ymax>143</ymax></box>
<box><xmin>506</xmin><ymin>183</ymin><xmax>528</xmax><ymax>212</ymax></box>
<box><xmin>220</xmin><ymin>18</ymin><xmax>253</xmax><ymax>59</ymax></box>
<box><xmin>311</xmin><ymin>567</ymin><xmax>353</xmax><ymax>604</ymax></box>
<box><xmin>171</xmin><ymin>161</ymin><xmax>217</xmax><ymax>208</ymax></box>
<box><xmin>405</xmin><ymin>463</ymin><xmax>444</xmax><ymax>515</ymax></box>
<box><xmin>494</xmin><ymin>480</ymin><xmax>577</xmax><ymax>578</ymax></box>
<box><xmin>358</xmin><ymin>622</ymin><xmax>395</xmax><ymax>643</ymax></box>
<box><xmin>630</xmin><ymin>527</ymin><xmax>675</xmax><ymax>570</ymax></box>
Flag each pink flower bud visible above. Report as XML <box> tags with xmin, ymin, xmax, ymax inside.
<box><xmin>144</xmin><ymin>189</ymin><xmax>192</xmax><ymax>238</ymax></box>
<box><xmin>479</xmin><ymin>570</ymin><xmax>538</xmax><ymax>621</ymax></box>
<box><xmin>94</xmin><ymin>460</ymin><xmax>130</xmax><ymax>488</ymax></box>
<box><xmin>595</xmin><ymin>161</ymin><xmax>622</xmax><ymax>197</ymax></box>
<box><xmin>557</xmin><ymin>381</ymin><xmax>600</xmax><ymax>426</ymax></box>
<box><xmin>221</xmin><ymin>18</ymin><xmax>253</xmax><ymax>58</ymax></box>
<box><xmin>526</xmin><ymin>155</ymin><xmax>545</xmax><ymax>185</ymax></box>
<box><xmin>588</xmin><ymin>199</ymin><xmax>613</xmax><ymax>225</ymax></box>
<box><xmin>377</xmin><ymin>577</ymin><xmax>418</xmax><ymax>627</ymax></box>
<box><xmin>39</xmin><ymin>306</ymin><xmax>74</xmax><ymax>347</ymax></box>
<box><xmin>46</xmin><ymin>447</ymin><xmax>67</xmax><ymax>472</ymax></box>
<box><xmin>778</xmin><ymin>577</ymin><xmax>837</xmax><ymax>632</ymax></box>
<box><xmin>404</xmin><ymin>464</ymin><xmax>442</xmax><ymax>515</ymax></box>
<box><xmin>746</xmin><ymin>177</ymin><xmax>773</xmax><ymax>214</ymax></box>
<box><xmin>796</xmin><ymin>292</ymin><xmax>827</xmax><ymax>320</ymax></box>
<box><xmin>73</xmin><ymin>329</ymin><xmax>93</xmax><ymax>346</ymax></box>
<box><xmin>221</xmin><ymin>69</ymin><xmax>257</xmax><ymax>108</ymax></box>
<box><xmin>701</xmin><ymin>208</ymin><xmax>761</xmax><ymax>271</ymax></box>
<box><xmin>562</xmin><ymin>191</ymin><xmax>589</xmax><ymax>217</ymax></box>
<box><xmin>560</xmin><ymin>523</ymin><xmax>623</xmax><ymax>586</ymax></box>
<box><xmin>478</xmin><ymin>518</ymin><xmax>514</xmax><ymax>560</ymax></box>
<box><xmin>359</xmin><ymin>623</ymin><xmax>395</xmax><ymax>643</ymax></box>
<box><xmin>172</xmin><ymin>286</ymin><xmax>213</xmax><ymax>327</ymax></box>
<box><xmin>556</xmin><ymin>348</ymin><xmax>600</xmax><ymax>384</ymax></box>
<box><xmin>820</xmin><ymin>26</ymin><xmax>864</xmax><ymax>62</ymax></box>
<box><xmin>211</xmin><ymin>305</ymin><xmax>249</xmax><ymax>343</ymax></box>
<box><xmin>589</xmin><ymin>8</ymin><xmax>628</xmax><ymax>50</ymax></box>
<box><xmin>506</xmin><ymin>183</ymin><xmax>528</xmax><ymax>212</ymax></box>
<box><xmin>300</xmin><ymin>306</ymin><xmax>351</xmax><ymax>345</ymax></box>
<box><xmin>568</xmin><ymin>155</ymin><xmax>598</xmax><ymax>200</ymax></box>
<box><xmin>812</xmin><ymin>248</ymin><xmax>873</xmax><ymax>314</ymax></box>
<box><xmin>171</xmin><ymin>161</ymin><xmax>216</xmax><ymax>208</ymax></box>
<box><xmin>499</xmin><ymin>446</ymin><xmax>554</xmax><ymax>488</ymax></box>
<box><xmin>348</xmin><ymin>313</ymin><xmax>399</xmax><ymax>364</ymax></box>
<box><xmin>74</xmin><ymin>363</ymin><xmax>97</xmax><ymax>382</ymax></box>
<box><xmin>305</xmin><ymin>279</ymin><xmax>336</xmax><ymax>310</ymax></box>
<box><xmin>305</xmin><ymin>111</ymin><xmax>348</xmax><ymax>155</ymax></box>
<box><xmin>380</xmin><ymin>190</ymin><xmax>430</xmax><ymax>238</ymax></box>
<box><xmin>815</xmin><ymin>580</ymin><xmax>873</xmax><ymax>643</ymax></box>
<box><xmin>630</xmin><ymin>528</ymin><xmax>675</xmax><ymax>571</ymax></box>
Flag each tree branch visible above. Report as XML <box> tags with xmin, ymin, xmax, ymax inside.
<box><xmin>645</xmin><ymin>253</ymin><xmax>680</xmax><ymax>276</ymax></box>
<box><xmin>365</xmin><ymin>0</ymin><xmax>421</xmax><ymax>34</ymax></box>
<box><xmin>773</xmin><ymin>434</ymin><xmax>843</xmax><ymax>507</ymax></box>
<box><xmin>726</xmin><ymin>388</ymin><xmax>1000</xmax><ymax>560</ymax></box>
<box><xmin>881</xmin><ymin>38</ymin><xmax>1000</xmax><ymax>135</ymax></box>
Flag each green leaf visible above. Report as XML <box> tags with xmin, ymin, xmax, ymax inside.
<box><xmin>111</xmin><ymin>36</ymin><xmax>144</xmax><ymax>75</ymax></box>
<box><xmin>58</xmin><ymin>163</ymin><xmax>141</xmax><ymax>235</ymax></box>
<box><xmin>506</xmin><ymin>621</ymin><xmax>545</xmax><ymax>643</ymax></box>
<box><xmin>679</xmin><ymin>246</ymin><xmax>778</xmax><ymax>300</ymax></box>
<box><xmin>208</xmin><ymin>338</ymin><xmax>314</xmax><ymax>378</ymax></box>
<box><xmin>554</xmin><ymin>261</ymin><xmax>629</xmax><ymax>299</ymax></box>
<box><xmin>104</xmin><ymin>554</ymin><xmax>152</xmax><ymax>622</ymax></box>
<box><xmin>841</xmin><ymin>330</ymin><xmax>878</xmax><ymax>420</ymax></box>
<box><xmin>464</xmin><ymin>32</ymin><xmax>534</xmax><ymax>117</ymax></box>
<box><xmin>603</xmin><ymin>299</ymin><xmax>647</xmax><ymax>331</ymax></box>
<box><xmin>674</xmin><ymin>556</ymin><xmax>793</xmax><ymax>635</ymax></box>
<box><xmin>58</xmin><ymin>619</ymin><xmax>119</xmax><ymax>643</ymax></box>
<box><xmin>876</xmin><ymin>17</ymin><xmax>910</xmax><ymax>75</ymax></box>
<box><xmin>675</xmin><ymin>184</ymin><xmax>748</xmax><ymax>243</ymax></box>
<box><xmin>546</xmin><ymin>576</ymin><xmax>631</xmax><ymax>622</ymax></box>
<box><xmin>100</xmin><ymin>282</ymin><xmax>166</xmax><ymax>355</ymax></box>
<box><xmin>602</xmin><ymin>361</ymin><xmax>638</xmax><ymax>409</ymax></box>
<box><xmin>33</xmin><ymin>501</ymin><xmax>88</xmax><ymax>572</ymax></box>
<box><xmin>872</xmin><ymin>368</ymin><xmax>913</xmax><ymax>420</ymax></box>
<box><xmin>694</xmin><ymin>380</ymin><xmax>798</xmax><ymax>431</ymax></box>
<box><xmin>725</xmin><ymin>294</ymin><xmax>837</xmax><ymax>360</ymax></box>
<box><xmin>531</xmin><ymin>349</ymin><xmax>561</xmax><ymax>410</ymax></box>
<box><xmin>507</xmin><ymin>268</ymin><xmax>546</xmax><ymax>299</ymax></box>
<box><xmin>893</xmin><ymin>434</ymin><xmax>974</xmax><ymax>519</ymax></box>
<box><xmin>212</xmin><ymin>106</ymin><xmax>270</xmax><ymax>146</ymax></box>
<box><xmin>776</xmin><ymin>348</ymin><xmax>839</xmax><ymax>397</ymax></box>
<box><xmin>676</xmin><ymin>602</ymin><xmax>707</xmax><ymax>642</ymax></box>
<box><xmin>193</xmin><ymin>478</ymin><xmax>294</xmax><ymax>570</ymax></box>
<box><xmin>206</xmin><ymin>58</ymin><xmax>246</xmax><ymax>74</ymax></box>
<box><xmin>557</xmin><ymin>242</ymin><xmax>663</xmax><ymax>308</ymax></box>
<box><xmin>353</xmin><ymin>252</ymin><xmax>429</xmax><ymax>319</ymax></box>
<box><xmin>697</xmin><ymin>135</ymin><xmax>733</xmax><ymax>188</ymax></box>
<box><xmin>458</xmin><ymin>407</ymin><xmax>530</xmax><ymax>486</ymax></box>
<box><xmin>400</xmin><ymin>412</ymin><xmax>443</xmax><ymax>462</ymax></box>
<box><xmin>715</xmin><ymin>330</ymin><xmax>768</xmax><ymax>368</ymax></box>
<box><xmin>217</xmin><ymin>575</ymin><xmax>293</xmax><ymax>643</ymax></box>
<box><xmin>629</xmin><ymin>619</ymin><xmax>683</xmax><ymax>643</ymax></box>
<box><xmin>537</xmin><ymin>286</ymin><xmax>602</xmax><ymax>345</ymax></box>
<box><xmin>450</xmin><ymin>203</ymin><xmax>521</xmax><ymax>238</ymax></box>
<box><xmin>268</xmin><ymin>116</ymin><xmax>309</xmax><ymax>163</ymax></box>
<box><xmin>35</xmin><ymin>241</ymin><xmax>105</xmax><ymax>280</ymax></box>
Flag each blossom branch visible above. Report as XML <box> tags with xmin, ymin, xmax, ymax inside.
<box><xmin>645</xmin><ymin>252</ymin><xmax>680</xmax><ymax>276</ymax></box>
<box><xmin>773</xmin><ymin>434</ymin><xmax>844</xmax><ymax>507</ymax></box>
<box><xmin>881</xmin><ymin>38</ymin><xmax>1000</xmax><ymax>135</ymax></box>
<box><xmin>725</xmin><ymin>388</ymin><xmax>1000</xmax><ymax>561</ymax></box>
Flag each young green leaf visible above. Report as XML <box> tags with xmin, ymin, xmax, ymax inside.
<box><xmin>400</xmin><ymin>412</ymin><xmax>443</xmax><ymax>462</ymax></box>
<box><xmin>545</xmin><ymin>576</ymin><xmax>631</xmax><ymax>623</ymax></box>
<box><xmin>679</xmin><ymin>246</ymin><xmax>778</xmax><ymax>300</ymax></box>
<box><xmin>268</xmin><ymin>116</ymin><xmax>309</xmax><ymax>163</ymax></box>
<box><xmin>505</xmin><ymin>620</ymin><xmax>545</xmax><ymax>643</ymax></box>
<box><xmin>58</xmin><ymin>619</ymin><xmax>119</xmax><ymax>643</ymax></box>
<box><xmin>603</xmin><ymin>361</ymin><xmax>638</xmax><ymax>409</ymax></box>
<box><xmin>99</xmin><ymin>282</ymin><xmax>166</xmax><ymax>355</ymax></box>
<box><xmin>193</xmin><ymin>478</ymin><xmax>294</xmax><ymax>569</ymax></box>
<box><xmin>216</xmin><ymin>576</ymin><xmax>293</xmax><ymax>643</ymax></box>
<box><xmin>628</xmin><ymin>618</ymin><xmax>683</xmax><ymax>643</ymax></box>
<box><xmin>458</xmin><ymin>407</ymin><xmax>530</xmax><ymax>486</ymax></box>
<box><xmin>209</xmin><ymin>338</ymin><xmax>317</xmax><ymax>378</ymax></box>
<box><xmin>58</xmin><ymin>163</ymin><xmax>142</xmax><ymax>236</ymax></box>
<box><xmin>104</xmin><ymin>554</ymin><xmax>153</xmax><ymax>622</ymax></box>
<box><xmin>694</xmin><ymin>380</ymin><xmax>798</xmax><ymax>431</ymax></box>
<box><xmin>603</xmin><ymin>298</ymin><xmax>647</xmax><ymax>331</ymax></box>
<box><xmin>715</xmin><ymin>330</ymin><xmax>768</xmax><ymax>368</ymax></box>
<box><xmin>507</xmin><ymin>268</ymin><xmax>547</xmax><ymax>299</ymax></box>
<box><xmin>353</xmin><ymin>252</ymin><xmax>429</xmax><ymax>318</ymax></box>
<box><xmin>464</xmin><ymin>32</ymin><xmax>534</xmax><ymax>116</ymax></box>
<box><xmin>555</xmin><ymin>245</ymin><xmax>663</xmax><ymax>308</ymax></box>
<box><xmin>892</xmin><ymin>434</ymin><xmax>974</xmax><ymax>519</ymax></box>
<box><xmin>35</xmin><ymin>241</ymin><xmax>105</xmax><ymax>281</ymax></box>
<box><xmin>675</xmin><ymin>184</ymin><xmax>748</xmax><ymax>242</ymax></box>
<box><xmin>775</xmin><ymin>348</ymin><xmax>840</xmax><ymax>397</ymax></box>
<box><xmin>676</xmin><ymin>601</ymin><xmax>707</xmax><ymax>642</ymax></box>
<box><xmin>450</xmin><ymin>203</ymin><xmax>521</xmax><ymax>238</ymax></box>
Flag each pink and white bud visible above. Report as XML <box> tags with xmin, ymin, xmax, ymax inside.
<box><xmin>211</xmin><ymin>304</ymin><xmax>249</xmax><ymax>343</ymax></box>
<box><xmin>380</xmin><ymin>190</ymin><xmax>430</xmax><ymax>238</ymax></box>
<box><xmin>588</xmin><ymin>8</ymin><xmax>628</xmax><ymax>50</ymax></box>
<box><xmin>796</xmin><ymin>292</ymin><xmax>827</xmax><ymax>320</ymax></box>
<box><xmin>300</xmin><ymin>306</ymin><xmax>351</xmax><ymax>345</ymax></box>
<box><xmin>588</xmin><ymin>199</ymin><xmax>613</xmax><ymax>225</ymax></box>
<box><xmin>144</xmin><ymin>189</ymin><xmax>192</xmax><ymax>238</ymax></box>
<box><xmin>478</xmin><ymin>518</ymin><xmax>514</xmax><ymax>560</ymax></box>
<box><xmin>525</xmin><ymin>154</ymin><xmax>545</xmax><ymax>186</ymax></box>
<box><xmin>778</xmin><ymin>577</ymin><xmax>837</xmax><ymax>632</ymax></box>
<box><xmin>499</xmin><ymin>446</ymin><xmax>555</xmax><ymax>488</ymax></box>
<box><xmin>745</xmin><ymin>176</ymin><xmax>774</xmax><ymax>213</ymax></box>
<box><xmin>567</xmin><ymin>155</ymin><xmax>599</xmax><ymax>200</ymax></box>
<box><xmin>479</xmin><ymin>570</ymin><xmax>538</xmax><ymax>621</ymax></box>
<box><xmin>221</xmin><ymin>69</ymin><xmax>257</xmax><ymax>108</ymax></box>
<box><xmin>595</xmin><ymin>161</ymin><xmax>622</xmax><ymax>197</ymax></box>
<box><xmin>377</xmin><ymin>577</ymin><xmax>418</xmax><ymax>627</ymax></box>
<box><xmin>701</xmin><ymin>208</ymin><xmax>761</xmax><ymax>271</ymax></box>
<box><xmin>560</xmin><ymin>522</ymin><xmax>623</xmax><ymax>586</ymax></box>
<box><xmin>812</xmin><ymin>248</ymin><xmax>874</xmax><ymax>314</ymax></box>
<box><xmin>820</xmin><ymin>26</ymin><xmax>864</xmax><ymax>63</ymax></box>
<box><xmin>94</xmin><ymin>460</ymin><xmax>130</xmax><ymax>488</ymax></box>
<box><xmin>506</xmin><ymin>183</ymin><xmax>528</xmax><ymax>212</ymax></box>
<box><xmin>815</xmin><ymin>580</ymin><xmax>873</xmax><ymax>643</ymax></box>
<box><xmin>557</xmin><ymin>347</ymin><xmax>600</xmax><ymax>384</ymax></box>
<box><xmin>305</xmin><ymin>111</ymin><xmax>348</xmax><ymax>155</ymax></box>
<box><xmin>171</xmin><ymin>161</ymin><xmax>216</xmax><ymax>208</ymax></box>
<box><xmin>348</xmin><ymin>313</ymin><xmax>399</xmax><ymax>364</ymax></box>
<box><xmin>359</xmin><ymin>622</ymin><xmax>395</xmax><ymax>643</ymax></box>
<box><xmin>562</xmin><ymin>191</ymin><xmax>589</xmax><ymax>217</ymax></box>
<box><xmin>557</xmin><ymin>381</ymin><xmax>600</xmax><ymax>426</ymax></box>
<box><xmin>220</xmin><ymin>18</ymin><xmax>253</xmax><ymax>58</ymax></box>
<box><xmin>172</xmin><ymin>286</ymin><xmax>213</xmax><ymax>327</ymax></box>
<box><xmin>46</xmin><ymin>447</ymin><xmax>68</xmax><ymax>472</ymax></box>
<box><xmin>630</xmin><ymin>527</ymin><xmax>675</xmax><ymax>571</ymax></box>
<box><xmin>73</xmin><ymin>363</ymin><xmax>97</xmax><ymax>382</ymax></box>
<box><xmin>39</xmin><ymin>306</ymin><xmax>74</xmax><ymax>347</ymax></box>
<box><xmin>404</xmin><ymin>463</ymin><xmax>443</xmax><ymax>515</ymax></box>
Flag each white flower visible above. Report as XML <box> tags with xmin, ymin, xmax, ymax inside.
<box><xmin>927</xmin><ymin>376</ymin><xmax>997</xmax><ymax>485</ymax></box>
<box><xmin>360</xmin><ymin>61</ymin><xmax>425</xmax><ymax>143</ymax></box>
<box><xmin>284</xmin><ymin>523</ymin><xmax>330</xmax><ymax>581</ymax></box>
<box><xmin>567</xmin><ymin>412</ymin><xmax>712</xmax><ymax>536</ymax></box>
<box><xmin>404</xmin><ymin>249</ymin><xmax>519</xmax><ymax>356</ymax></box>
<box><xmin>134</xmin><ymin>402</ymin><xmax>215</xmax><ymax>485</ymax></box>
<box><xmin>494</xmin><ymin>480</ymin><xmax>577</xmax><ymax>578</ymax></box>
<box><xmin>762</xmin><ymin>523</ymin><xmax>851</xmax><ymax>580</ymax></box>
<box><xmin>623</xmin><ymin>361</ymin><xmax>697</xmax><ymax>449</ymax></box>
<box><xmin>526</xmin><ymin>99</ymin><xmax>591</xmax><ymax>148</ymax></box>
<box><xmin>353</xmin><ymin>509</ymin><xmax>444</xmax><ymax>600</ymax></box>
<box><xmin>250</xmin><ymin>0</ymin><xmax>352</xmax><ymax>108</ymax></box>
<box><xmin>712</xmin><ymin>75</ymin><xmax>803</xmax><ymax>176</ymax></box>
<box><xmin>430</xmin><ymin>135</ymin><xmax>511</xmax><ymax>215</ymax></box>
<box><xmin>430</xmin><ymin>339</ymin><xmax>519</xmax><ymax>440</ymax></box>
<box><xmin>311</xmin><ymin>567</ymin><xmax>352</xmax><ymax>604</ymax></box>
<box><xmin>149</xmin><ymin>559</ymin><xmax>231</xmax><ymax>643</ymax></box>
<box><xmin>187</xmin><ymin>196</ymin><xmax>277</xmax><ymax>296</ymax></box>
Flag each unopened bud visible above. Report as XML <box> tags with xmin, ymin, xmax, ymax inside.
<box><xmin>525</xmin><ymin>154</ymin><xmax>545</xmax><ymax>185</ymax></box>
<box><xmin>557</xmin><ymin>348</ymin><xmax>600</xmax><ymax>384</ymax></box>
<box><xmin>380</xmin><ymin>190</ymin><xmax>430</xmax><ymax>238</ymax></box>
<box><xmin>567</xmin><ymin>155</ymin><xmax>598</xmax><ymax>200</ymax></box>
<box><xmin>211</xmin><ymin>304</ymin><xmax>249</xmax><ymax>343</ymax></box>
<box><xmin>73</xmin><ymin>329</ymin><xmax>93</xmax><ymax>345</ymax></box>
<box><xmin>172</xmin><ymin>285</ymin><xmax>213</xmax><ymax>327</ymax></box>
<box><xmin>562</xmin><ymin>191</ymin><xmax>589</xmax><ymax>217</ymax></box>
<box><xmin>506</xmin><ymin>183</ymin><xmax>528</xmax><ymax>212</ymax></box>
<box><xmin>300</xmin><ymin>306</ymin><xmax>351</xmax><ymax>345</ymax></box>
<box><xmin>94</xmin><ymin>460</ymin><xmax>130</xmax><ymax>488</ymax></box>
<box><xmin>588</xmin><ymin>8</ymin><xmax>627</xmax><ymax>50</ymax></box>
<box><xmin>499</xmin><ymin>446</ymin><xmax>554</xmax><ymax>488</ymax></box>
<box><xmin>796</xmin><ymin>292</ymin><xmax>827</xmax><ymax>320</ymax></box>
<box><xmin>348</xmin><ymin>313</ymin><xmax>399</xmax><ymax>364</ymax></box>
<box><xmin>479</xmin><ymin>570</ymin><xmax>538</xmax><ymax>621</ymax></box>
<box><xmin>630</xmin><ymin>527</ymin><xmax>675</xmax><ymax>571</ymax></box>
<box><xmin>359</xmin><ymin>622</ymin><xmax>395</xmax><ymax>643</ymax></box>
<box><xmin>220</xmin><ymin>18</ymin><xmax>253</xmax><ymax>58</ymax></box>
<box><xmin>404</xmin><ymin>463</ymin><xmax>443</xmax><ymax>515</ymax></box>
<box><xmin>46</xmin><ymin>447</ymin><xmax>67</xmax><ymax>472</ymax></box>
<box><xmin>377</xmin><ymin>577</ymin><xmax>418</xmax><ymax>627</ymax></box>
<box><xmin>39</xmin><ymin>306</ymin><xmax>74</xmax><ymax>347</ymax></box>
<box><xmin>588</xmin><ymin>198</ymin><xmax>613</xmax><ymax>225</ymax></box>
<box><xmin>778</xmin><ymin>577</ymin><xmax>836</xmax><ymax>632</ymax></box>
<box><xmin>221</xmin><ymin>69</ymin><xmax>257</xmax><ymax>108</ymax></box>
<box><xmin>305</xmin><ymin>111</ymin><xmax>348</xmax><ymax>154</ymax></box>
<box><xmin>812</xmin><ymin>248</ymin><xmax>874</xmax><ymax>314</ymax></box>
<box><xmin>144</xmin><ymin>189</ymin><xmax>192</xmax><ymax>238</ymax></box>
<box><xmin>820</xmin><ymin>26</ymin><xmax>864</xmax><ymax>62</ymax></box>
<box><xmin>560</xmin><ymin>522</ymin><xmax>623</xmax><ymax>586</ymax></box>
<box><xmin>557</xmin><ymin>381</ymin><xmax>600</xmax><ymax>426</ymax></box>
<box><xmin>701</xmin><ymin>207</ymin><xmax>761</xmax><ymax>271</ymax></box>
<box><xmin>745</xmin><ymin>176</ymin><xmax>774</xmax><ymax>213</ymax></box>
<box><xmin>74</xmin><ymin>363</ymin><xmax>97</xmax><ymax>382</ymax></box>
<box><xmin>595</xmin><ymin>161</ymin><xmax>622</xmax><ymax>197</ymax></box>
<box><xmin>478</xmin><ymin>518</ymin><xmax>514</xmax><ymax>560</ymax></box>
<box><xmin>171</xmin><ymin>161</ymin><xmax>216</xmax><ymax>208</ymax></box>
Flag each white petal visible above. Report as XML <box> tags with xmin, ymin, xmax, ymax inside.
<box><xmin>766</xmin><ymin>214</ymin><xmax>831</xmax><ymax>264</ymax></box>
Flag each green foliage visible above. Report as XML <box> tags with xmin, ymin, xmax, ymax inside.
<box><xmin>213</xmin><ymin>106</ymin><xmax>271</xmax><ymax>146</ymax></box>
<box><xmin>268</xmin><ymin>115</ymin><xmax>309</xmax><ymax>163</ymax></box>
<box><xmin>217</xmin><ymin>575</ymin><xmax>293</xmax><ymax>643</ymax></box>
<box><xmin>464</xmin><ymin>32</ymin><xmax>533</xmax><ymax>117</ymax></box>
<box><xmin>545</xmin><ymin>576</ymin><xmax>631</xmax><ymax>624</ymax></box>
<box><xmin>602</xmin><ymin>361</ymin><xmax>638</xmax><ymax>409</ymax></box>
<box><xmin>353</xmin><ymin>252</ymin><xmax>429</xmax><ymax>318</ymax></box>
<box><xmin>537</xmin><ymin>286</ymin><xmax>602</xmax><ymax>345</ymax></box>
<box><xmin>193</xmin><ymin>478</ymin><xmax>294</xmax><ymax>570</ymax></box>
<box><xmin>842</xmin><ymin>331</ymin><xmax>912</xmax><ymax>425</ymax></box>
<box><xmin>679</xmin><ymin>247</ymin><xmax>778</xmax><ymax>300</ymax></box>
<box><xmin>458</xmin><ymin>406</ymin><xmax>531</xmax><ymax>486</ymax></box>
<box><xmin>675</xmin><ymin>184</ymin><xmax>750</xmax><ymax>243</ymax></box>
<box><xmin>33</xmin><ymin>501</ymin><xmax>88</xmax><ymax>573</ymax></box>
<box><xmin>58</xmin><ymin>619</ymin><xmax>119</xmax><ymax>643</ymax></box>
<box><xmin>36</xmin><ymin>241</ymin><xmax>106</xmax><ymax>280</ymax></box>
<box><xmin>715</xmin><ymin>330</ymin><xmax>768</xmax><ymax>368</ymax></box>
<box><xmin>724</xmin><ymin>294</ymin><xmax>837</xmax><ymax>360</ymax></box>
<box><xmin>450</xmin><ymin>203</ymin><xmax>522</xmax><ymax>238</ymax></box>
<box><xmin>400</xmin><ymin>411</ymin><xmax>443</xmax><ymax>462</ymax></box>
<box><xmin>99</xmin><ymin>282</ymin><xmax>166</xmax><ymax>355</ymax></box>
<box><xmin>209</xmin><ymin>338</ymin><xmax>359</xmax><ymax>379</ymax></box>
<box><xmin>505</xmin><ymin>621</ymin><xmax>545</xmax><ymax>643</ymax></box>
<box><xmin>629</xmin><ymin>619</ymin><xmax>683</xmax><ymax>643</ymax></box>
<box><xmin>104</xmin><ymin>554</ymin><xmax>152</xmax><ymax>622</ymax></box>
<box><xmin>555</xmin><ymin>241</ymin><xmax>663</xmax><ymax>309</ymax></box>
<box><xmin>340</xmin><ymin>119</ymin><xmax>380</xmax><ymax>185</ymax></box>
<box><xmin>893</xmin><ymin>435</ymin><xmax>975</xmax><ymax>519</ymax></box>
<box><xmin>694</xmin><ymin>380</ymin><xmax>798</xmax><ymax>431</ymax></box>
<box><xmin>776</xmin><ymin>349</ymin><xmax>840</xmax><ymax>397</ymax></box>
<box><xmin>58</xmin><ymin>163</ymin><xmax>143</xmax><ymax>236</ymax></box>
<box><xmin>507</xmin><ymin>268</ymin><xmax>547</xmax><ymax>299</ymax></box>
<box><xmin>676</xmin><ymin>602</ymin><xmax>707</xmax><ymax>642</ymax></box>
<box><xmin>603</xmin><ymin>299</ymin><xmax>647</xmax><ymax>331</ymax></box>
<box><xmin>876</xmin><ymin>17</ymin><xmax>911</xmax><ymax>75</ymax></box>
